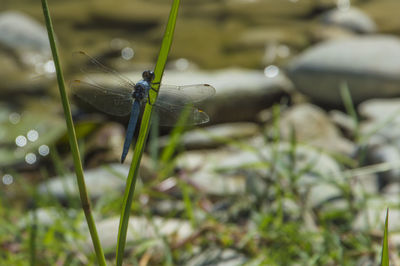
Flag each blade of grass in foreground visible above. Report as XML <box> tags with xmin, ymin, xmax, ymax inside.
<box><xmin>40</xmin><ymin>1</ymin><xmax>106</xmax><ymax>265</ymax></box>
<box><xmin>115</xmin><ymin>0</ymin><xmax>180</xmax><ymax>264</ymax></box>
<box><xmin>380</xmin><ymin>208</ymin><xmax>389</xmax><ymax>266</ymax></box>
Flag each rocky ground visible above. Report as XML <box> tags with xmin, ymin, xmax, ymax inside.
<box><xmin>2</xmin><ymin>0</ymin><xmax>400</xmax><ymax>265</ymax></box>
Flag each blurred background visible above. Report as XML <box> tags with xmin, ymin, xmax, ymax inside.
<box><xmin>2</xmin><ymin>0</ymin><xmax>400</xmax><ymax>265</ymax></box>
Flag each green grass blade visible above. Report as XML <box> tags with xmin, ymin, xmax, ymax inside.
<box><xmin>380</xmin><ymin>208</ymin><xmax>389</xmax><ymax>266</ymax></box>
<box><xmin>40</xmin><ymin>1</ymin><xmax>106</xmax><ymax>265</ymax></box>
<box><xmin>29</xmin><ymin>205</ymin><xmax>37</xmax><ymax>266</ymax></box>
<box><xmin>115</xmin><ymin>0</ymin><xmax>180</xmax><ymax>265</ymax></box>
<box><xmin>340</xmin><ymin>82</ymin><xmax>360</xmax><ymax>141</ymax></box>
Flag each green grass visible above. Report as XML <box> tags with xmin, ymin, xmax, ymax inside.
<box><xmin>0</xmin><ymin>1</ymin><xmax>393</xmax><ymax>265</ymax></box>
<box><xmin>115</xmin><ymin>1</ymin><xmax>180</xmax><ymax>265</ymax></box>
<box><xmin>381</xmin><ymin>209</ymin><xmax>389</xmax><ymax>266</ymax></box>
<box><xmin>40</xmin><ymin>0</ymin><xmax>106</xmax><ymax>264</ymax></box>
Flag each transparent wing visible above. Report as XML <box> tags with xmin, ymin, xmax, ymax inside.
<box><xmin>156</xmin><ymin>84</ymin><xmax>216</xmax><ymax>107</ymax></box>
<box><xmin>153</xmin><ymin>84</ymin><xmax>214</xmax><ymax>126</ymax></box>
<box><xmin>154</xmin><ymin>104</ymin><xmax>210</xmax><ymax>126</ymax></box>
<box><xmin>72</xmin><ymin>51</ymin><xmax>136</xmax><ymax>89</ymax></box>
<box><xmin>70</xmin><ymin>78</ymin><xmax>133</xmax><ymax>116</ymax></box>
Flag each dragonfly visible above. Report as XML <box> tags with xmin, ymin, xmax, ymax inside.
<box><xmin>70</xmin><ymin>51</ymin><xmax>215</xmax><ymax>163</ymax></box>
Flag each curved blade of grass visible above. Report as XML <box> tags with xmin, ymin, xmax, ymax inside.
<box><xmin>40</xmin><ymin>1</ymin><xmax>106</xmax><ymax>265</ymax></box>
<box><xmin>115</xmin><ymin>0</ymin><xmax>180</xmax><ymax>264</ymax></box>
<box><xmin>380</xmin><ymin>208</ymin><xmax>389</xmax><ymax>266</ymax></box>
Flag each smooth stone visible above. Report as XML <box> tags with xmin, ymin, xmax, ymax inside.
<box><xmin>176</xmin><ymin>141</ymin><xmax>344</xmax><ymax>207</ymax></box>
<box><xmin>329</xmin><ymin>109</ymin><xmax>357</xmax><ymax>137</ymax></box>
<box><xmin>0</xmin><ymin>11</ymin><xmax>50</xmax><ymax>56</ymax></box>
<box><xmin>84</xmin><ymin>216</ymin><xmax>193</xmax><ymax>254</ymax></box>
<box><xmin>38</xmin><ymin>164</ymin><xmax>130</xmax><ymax>200</ymax></box>
<box><xmin>358</xmin><ymin>99</ymin><xmax>400</xmax><ymax>185</ymax></box>
<box><xmin>287</xmin><ymin>35</ymin><xmax>400</xmax><ymax>106</ymax></box>
<box><xmin>320</xmin><ymin>7</ymin><xmax>377</xmax><ymax>33</ymax></box>
<box><xmin>352</xmin><ymin>196</ymin><xmax>400</xmax><ymax>231</ymax></box>
<box><xmin>0</xmin><ymin>11</ymin><xmax>54</xmax><ymax>91</ymax></box>
<box><xmin>158</xmin><ymin>122</ymin><xmax>260</xmax><ymax>149</ymax></box>
<box><xmin>367</xmin><ymin>145</ymin><xmax>400</xmax><ymax>187</ymax></box>
<box><xmin>185</xmin><ymin>248</ymin><xmax>247</xmax><ymax>266</ymax></box>
<box><xmin>19</xmin><ymin>208</ymin><xmax>80</xmax><ymax>228</ymax></box>
<box><xmin>278</xmin><ymin>103</ymin><xmax>354</xmax><ymax>154</ymax></box>
<box><xmin>76</xmin><ymin>68</ymin><xmax>292</xmax><ymax>124</ymax></box>
<box><xmin>359</xmin><ymin>98</ymin><xmax>400</xmax><ymax>123</ymax></box>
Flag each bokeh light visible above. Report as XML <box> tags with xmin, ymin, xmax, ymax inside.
<box><xmin>15</xmin><ymin>135</ymin><xmax>27</xmax><ymax>147</ymax></box>
<box><xmin>2</xmin><ymin>174</ymin><xmax>13</xmax><ymax>185</ymax></box>
<box><xmin>38</xmin><ymin>145</ymin><xmax>50</xmax><ymax>156</ymax></box>
<box><xmin>25</xmin><ymin>153</ymin><xmax>37</xmax><ymax>165</ymax></box>
<box><xmin>27</xmin><ymin>129</ymin><xmax>39</xmax><ymax>142</ymax></box>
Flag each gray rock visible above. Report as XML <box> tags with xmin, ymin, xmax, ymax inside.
<box><xmin>358</xmin><ymin>99</ymin><xmax>400</xmax><ymax>186</ymax></box>
<box><xmin>38</xmin><ymin>164</ymin><xmax>130</xmax><ymax>200</ymax></box>
<box><xmin>176</xmin><ymin>142</ymin><xmax>345</xmax><ymax>208</ymax></box>
<box><xmin>185</xmin><ymin>248</ymin><xmax>247</xmax><ymax>266</ymax></box>
<box><xmin>0</xmin><ymin>11</ymin><xmax>50</xmax><ymax>56</ymax></box>
<box><xmin>359</xmin><ymin>98</ymin><xmax>400</xmax><ymax>123</ymax></box>
<box><xmin>352</xmin><ymin>196</ymin><xmax>400</xmax><ymax>231</ymax></box>
<box><xmin>19</xmin><ymin>207</ymin><xmax>80</xmax><ymax>228</ymax></box>
<box><xmin>329</xmin><ymin>109</ymin><xmax>357</xmax><ymax>136</ymax></box>
<box><xmin>0</xmin><ymin>11</ymin><xmax>54</xmax><ymax>91</ymax></box>
<box><xmin>76</xmin><ymin>68</ymin><xmax>292</xmax><ymax>124</ymax></box>
<box><xmin>320</xmin><ymin>7</ymin><xmax>377</xmax><ymax>33</ymax></box>
<box><xmin>287</xmin><ymin>36</ymin><xmax>400</xmax><ymax>106</ymax></box>
<box><xmin>84</xmin><ymin>216</ymin><xmax>193</xmax><ymax>254</ymax></box>
<box><xmin>159</xmin><ymin>122</ymin><xmax>260</xmax><ymax>149</ymax></box>
<box><xmin>162</xmin><ymin>69</ymin><xmax>292</xmax><ymax>124</ymax></box>
<box><xmin>278</xmin><ymin>103</ymin><xmax>354</xmax><ymax>154</ymax></box>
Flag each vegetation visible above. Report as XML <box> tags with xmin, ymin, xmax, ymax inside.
<box><xmin>0</xmin><ymin>1</ymin><xmax>392</xmax><ymax>265</ymax></box>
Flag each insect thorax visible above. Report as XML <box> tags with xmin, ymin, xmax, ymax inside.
<box><xmin>133</xmin><ymin>81</ymin><xmax>150</xmax><ymax>102</ymax></box>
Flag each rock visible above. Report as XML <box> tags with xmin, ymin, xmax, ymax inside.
<box><xmin>329</xmin><ymin>109</ymin><xmax>357</xmax><ymax>137</ymax></box>
<box><xmin>19</xmin><ymin>208</ymin><xmax>80</xmax><ymax>228</ymax></box>
<box><xmin>352</xmin><ymin>196</ymin><xmax>400</xmax><ymax>231</ymax></box>
<box><xmin>287</xmin><ymin>35</ymin><xmax>400</xmax><ymax>106</ymax></box>
<box><xmin>84</xmin><ymin>216</ymin><xmax>193</xmax><ymax>255</ymax></box>
<box><xmin>184</xmin><ymin>248</ymin><xmax>247</xmax><ymax>266</ymax></box>
<box><xmin>358</xmin><ymin>99</ymin><xmax>400</xmax><ymax>186</ymax></box>
<box><xmin>161</xmin><ymin>69</ymin><xmax>292</xmax><ymax>124</ymax></box>
<box><xmin>158</xmin><ymin>122</ymin><xmax>260</xmax><ymax>150</ymax></box>
<box><xmin>278</xmin><ymin>103</ymin><xmax>354</xmax><ymax>154</ymax></box>
<box><xmin>38</xmin><ymin>164</ymin><xmax>130</xmax><ymax>200</ymax></box>
<box><xmin>176</xmin><ymin>141</ymin><xmax>344</xmax><ymax>208</ymax></box>
<box><xmin>359</xmin><ymin>98</ymin><xmax>400</xmax><ymax>123</ymax></box>
<box><xmin>0</xmin><ymin>11</ymin><xmax>54</xmax><ymax>92</ymax></box>
<box><xmin>320</xmin><ymin>7</ymin><xmax>377</xmax><ymax>33</ymax></box>
<box><xmin>75</xmin><ymin>68</ymin><xmax>291</xmax><ymax>124</ymax></box>
<box><xmin>0</xmin><ymin>11</ymin><xmax>50</xmax><ymax>57</ymax></box>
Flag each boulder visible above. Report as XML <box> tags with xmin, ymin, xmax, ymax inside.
<box><xmin>287</xmin><ymin>35</ymin><xmax>400</xmax><ymax>106</ymax></box>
